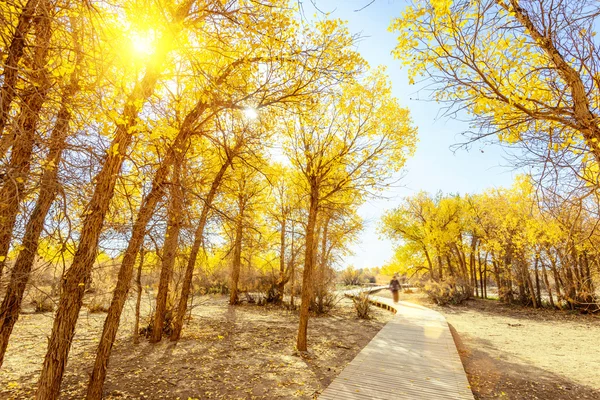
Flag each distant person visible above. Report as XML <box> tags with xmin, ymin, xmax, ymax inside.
<box><xmin>389</xmin><ymin>273</ymin><xmax>401</xmax><ymax>303</ymax></box>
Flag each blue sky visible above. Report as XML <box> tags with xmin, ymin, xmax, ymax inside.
<box><xmin>304</xmin><ymin>0</ymin><xmax>517</xmax><ymax>269</ymax></box>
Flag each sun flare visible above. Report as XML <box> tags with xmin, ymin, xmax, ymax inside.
<box><xmin>244</xmin><ymin>107</ymin><xmax>259</xmax><ymax>120</ymax></box>
<box><xmin>130</xmin><ymin>31</ymin><xmax>155</xmax><ymax>56</ymax></box>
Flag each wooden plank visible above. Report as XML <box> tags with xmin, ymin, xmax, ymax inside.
<box><xmin>320</xmin><ymin>291</ymin><xmax>474</xmax><ymax>399</ymax></box>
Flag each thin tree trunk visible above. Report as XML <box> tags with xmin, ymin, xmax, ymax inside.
<box><xmin>317</xmin><ymin>216</ymin><xmax>330</xmax><ymax>312</ymax></box>
<box><xmin>469</xmin><ymin>238</ymin><xmax>478</xmax><ymax>297</ymax></box>
<box><xmin>477</xmin><ymin>250</ymin><xmax>486</xmax><ymax>299</ymax></box>
<box><xmin>445</xmin><ymin>254</ymin><xmax>455</xmax><ymax>278</ymax></box>
<box><xmin>229</xmin><ymin>196</ymin><xmax>245</xmax><ymax>306</ymax></box>
<box><xmin>35</xmin><ymin>40</ymin><xmax>169</xmax><ymax>400</ymax></box>
<box><xmin>289</xmin><ymin>223</ymin><xmax>296</xmax><ymax>307</ymax></box>
<box><xmin>0</xmin><ymin>0</ymin><xmax>41</xmax><ymax>155</ymax></box>
<box><xmin>424</xmin><ymin>248</ymin><xmax>435</xmax><ymax>280</ymax></box>
<box><xmin>534</xmin><ymin>254</ymin><xmax>542</xmax><ymax>306</ymax></box>
<box><xmin>133</xmin><ymin>248</ymin><xmax>145</xmax><ymax>344</ymax></box>
<box><xmin>526</xmin><ymin>267</ymin><xmax>538</xmax><ymax>308</ymax></box>
<box><xmin>297</xmin><ymin>184</ymin><xmax>318</xmax><ymax>352</ymax></box>
<box><xmin>0</xmin><ymin>3</ymin><xmax>51</xmax><ymax>277</ymax></box>
<box><xmin>276</xmin><ymin>216</ymin><xmax>287</xmax><ymax>303</ymax></box>
<box><xmin>540</xmin><ymin>260</ymin><xmax>555</xmax><ymax>308</ymax></box>
<box><xmin>483</xmin><ymin>252</ymin><xmax>488</xmax><ymax>298</ymax></box>
<box><xmin>150</xmin><ymin>153</ymin><xmax>184</xmax><ymax>343</ymax></box>
<box><xmin>549</xmin><ymin>254</ymin><xmax>563</xmax><ymax>306</ymax></box>
<box><xmin>170</xmin><ymin>155</ymin><xmax>233</xmax><ymax>341</ymax></box>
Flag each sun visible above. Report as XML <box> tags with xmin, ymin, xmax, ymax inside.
<box><xmin>130</xmin><ymin>31</ymin><xmax>155</xmax><ymax>56</ymax></box>
<box><xmin>243</xmin><ymin>107</ymin><xmax>259</xmax><ymax>120</ymax></box>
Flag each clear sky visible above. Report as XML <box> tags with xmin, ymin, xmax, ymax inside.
<box><xmin>303</xmin><ymin>0</ymin><xmax>517</xmax><ymax>270</ymax></box>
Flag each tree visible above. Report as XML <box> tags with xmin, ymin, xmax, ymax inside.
<box><xmin>284</xmin><ymin>69</ymin><xmax>416</xmax><ymax>351</ymax></box>
<box><xmin>35</xmin><ymin>2</ymin><xmax>196</xmax><ymax>397</ymax></box>
<box><xmin>0</xmin><ymin>7</ymin><xmax>84</xmax><ymax>366</ymax></box>
<box><xmin>391</xmin><ymin>0</ymin><xmax>600</xmax><ymax>189</ymax></box>
<box><xmin>382</xmin><ymin>176</ymin><xmax>599</xmax><ymax>309</ymax></box>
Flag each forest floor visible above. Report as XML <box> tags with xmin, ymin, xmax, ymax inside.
<box><xmin>0</xmin><ymin>294</ymin><xmax>394</xmax><ymax>399</ymax></box>
<box><xmin>378</xmin><ymin>289</ymin><xmax>600</xmax><ymax>400</ymax></box>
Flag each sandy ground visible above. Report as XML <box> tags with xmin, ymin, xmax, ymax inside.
<box><xmin>379</xmin><ymin>289</ymin><xmax>600</xmax><ymax>399</ymax></box>
<box><xmin>0</xmin><ymin>295</ymin><xmax>393</xmax><ymax>399</ymax></box>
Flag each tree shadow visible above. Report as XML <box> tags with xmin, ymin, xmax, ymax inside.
<box><xmin>448</xmin><ymin>323</ymin><xmax>600</xmax><ymax>400</ymax></box>
<box><xmin>440</xmin><ymin>298</ymin><xmax>600</xmax><ymax>325</ymax></box>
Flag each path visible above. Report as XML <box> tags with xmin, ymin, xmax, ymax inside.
<box><xmin>320</xmin><ymin>292</ymin><xmax>473</xmax><ymax>399</ymax></box>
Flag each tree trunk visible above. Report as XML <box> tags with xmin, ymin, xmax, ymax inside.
<box><xmin>296</xmin><ymin>184</ymin><xmax>318</xmax><ymax>352</ymax></box>
<box><xmin>35</xmin><ymin>47</ymin><xmax>167</xmax><ymax>400</ymax></box>
<box><xmin>477</xmin><ymin>251</ymin><xmax>485</xmax><ymax>299</ymax></box>
<box><xmin>289</xmin><ymin>223</ymin><xmax>296</xmax><ymax>307</ymax></box>
<box><xmin>445</xmin><ymin>254</ymin><xmax>455</xmax><ymax>278</ymax></box>
<box><xmin>526</xmin><ymin>268</ymin><xmax>538</xmax><ymax>308</ymax></box>
<box><xmin>150</xmin><ymin>153</ymin><xmax>184</xmax><ymax>343</ymax></box>
<box><xmin>0</xmin><ymin>37</ymin><xmax>78</xmax><ymax>365</ymax></box>
<box><xmin>534</xmin><ymin>254</ymin><xmax>542</xmax><ymax>306</ymax></box>
<box><xmin>171</xmin><ymin>156</ymin><xmax>233</xmax><ymax>340</ymax></box>
<box><xmin>540</xmin><ymin>260</ymin><xmax>555</xmax><ymax>308</ymax></box>
<box><xmin>87</xmin><ymin>101</ymin><xmax>212</xmax><ymax>398</ymax></box>
<box><xmin>317</xmin><ymin>216</ymin><xmax>330</xmax><ymax>312</ymax></box>
<box><xmin>85</xmin><ymin>159</ymin><xmax>172</xmax><ymax>400</ymax></box>
<box><xmin>229</xmin><ymin>196</ymin><xmax>245</xmax><ymax>306</ymax></box>
<box><xmin>549</xmin><ymin>253</ymin><xmax>563</xmax><ymax>306</ymax></box>
<box><xmin>133</xmin><ymin>248</ymin><xmax>145</xmax><ymax>344</ymax></box>
<box><xmin>423</xmin><ymin>248</ymin><xmax>435</xmax><ymax>280</ymax></box>
<box><xmin>483</xmin><ymin>252</ymin><xmax>488</xmax><ymax>298</ymax></box>
<box><xmin>0</xmin><ymin>0</ymin><xmax>41</xmax><ymax>155</ymax></box>
<box><xmin>276</xmin><ymin>216</ymin><xmax>287</xmax><ymax>303</ymax></box>
<box><xmin>469</xmin><ymin>237</ymin><xmax>478</xmax><ymax>297</ymax></box>
<box><xmin>0</xmin><ymin>3</ymin><xmax>51</xmax><ymax>277</ymax></box>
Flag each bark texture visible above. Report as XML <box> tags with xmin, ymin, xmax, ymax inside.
<box><xmin>296</xmin><ymin>184</ymin><xmax>318</xmax><ymax>351</ymax></box>
<box><xmin>150</xmin><ymin>152</ymin><xmax>184</xmax><ymax>343</ymax></box>
<box><xmin>170</xmin><ymin>154</ymin><xmax>234</xmax><ymax>340</ymax></box>
<box><xmin>35</xmin><ymin>52</ymin><xmax>165</xmax><ymax>400</ymax></box>
<box><xmin>0</xmin><ymin>2</ymin><xmax>52</xmax><ymax>277</ymax></box>
<box><xmin>229</xmin><ymin>198</ymin><xmax>245</xmax><ymax>305</ymax></box>
<box><xmin>0</xmin><ymin>43</ymin><xmax>79</xmax><ymax>365</ymax></box>
<box><xmin>0</xmin><ymin>0</ymin><xmax>41</xmax><ymax>155</ymax></box>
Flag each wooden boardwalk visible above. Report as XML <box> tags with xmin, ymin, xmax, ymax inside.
<box><xmin>320</xmin><ymin>292</ymin><xmax>473</xmax><ymax>400</ymax></box>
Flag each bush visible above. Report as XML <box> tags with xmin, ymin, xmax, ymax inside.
<box><xmin>363</xmin><ymin>273</ymin><xmax>376</xmax><ymax>284</ymax></box>
<box><xmin>310</xmin><ymin>291</ymin><xmax>339</xmax><ymax>315</ymax></box>
<box><xmin>422</xmin><ymin>277</ymin><xmax>470</xmax><ymax>306</ymax></box>
<box><xmin>31</xmin><ymin>292</ymin><xmax>54</xmax><ymax>313</ymax></box>
<box><xmin>87</xmin><ymin>295</ymin><xmax>110</xmax><ymax>313</ymax></box>
<box><xmin>139</xmin><ymin>310</ymin><xmax>174</xmax><ymax>338</ymax></box>
<box><xmin>352</xmin><ymin>293</ymin><xmax>372</xmax><ymax>319</ymax></box>
<box><xmin>340</xmin><ymin>266</ymin><xmax>362</xmax><ymax>286</ymax></box>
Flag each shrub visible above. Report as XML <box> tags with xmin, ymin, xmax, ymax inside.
<box><xmin>311</xmin><ymin>291</ymin><xmax>339</xmax><ymax>315</ymax></box>
<box><xmin>363</xmin><ymin>273</ymin><xmax>376</xmax><ymax>284</ymax></box>
<box><xmin>340</xmin><ymin>266</ymin><xmax>362</xmax><ymax>286</ymax></box>
<box><xmin>352</xmin><ymin>293</ymin><xmax>372</xmax><ymax>319</ymax></box>
<box><xmin>87</xmin><ymin>295</ymin><xmax>110</xmax><ymax>313</ymax></box>
<box><xmin>422</xmin><ymin>277</ymin><xmax>470</xmax><ymax>306</ymax></box>
<box><xmin>139</xmin><ymin>310</ymin><xmax>174</xmax><ymax>338</ymax></box>
<box><xmin>31</xmin><ymin>292</ymin><xmax>54</xmax><ymax>313</ymax></box>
